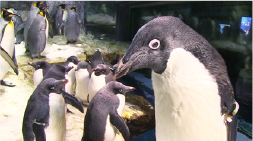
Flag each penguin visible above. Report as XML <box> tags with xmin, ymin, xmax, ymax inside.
<box><xmin>82</xmin><ymin>81</ymin><xmax>135</xmax><ymax>141</ymax></box>
<box><xmin>24</xmin><ymin>2</ymin><xmax>47</xmax><ymax>52</ymax></box>
<box><xmin>64</xmin><ymin>6</ymin><xmax>81</xmax><ymax>44</ymax></box>
<box><xmin>88</xmin><ymin>64</ymin><xmax>115</xmax><ymax>102</ymax></box>
<box><xmin>0</xmin><ymin>8</ymin><xmax>19</xmax><ymax>87</ymax></box>
<box><xmin>11</xmin><ymin>8</ymin><xmax>24</xmax><ymax>44</ymax></box>
<box><xmin>89</xmin><ymin>49</ymin><xmax>104</xmax><ymax>69</ymax></box>
<box><xmin>75</xmin><ymin>61</ymin><xmax>92</xmax><ymax>104</ymax></box>
<box><xmin>26</xmin><ymin>7</ymin><xmax>48</xmax><ymax>58</ymax></box>
<box><xmin>113</xmin><ymin>16</ymin><xmax>239</xmax><ymax>141</ymax></box>
<box><xmin>22</xmin><ymin>78</ymin><xmax>81</xmax><ymax>141</ymax></box>
<box><xmin>54</xmin><ymin>4</ymin><xmax>68</xmax><ymax>35</ymax></box>
<box><xmin>64</xmin><ymin>56</ymin><xmax>79</xmax><ymax>95</ymax></box>
<box><xmin>28</xmin><ymin>60</ymin><xmax>52</xmax><ymax>86</ymax></box>
<box><xmin>42</xmin><ymin>64</ymin><xmax>84</xmax><ymax>114</ymax></box>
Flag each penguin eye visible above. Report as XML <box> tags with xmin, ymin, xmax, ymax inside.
<box><xmin>51</xmin><ymin>86</ymin><xmax>54</xmax><ymax>90</ymax></box>
<box><xmin>38</xmin><ymin>65</ymin><xmax>40</xmax><ymax>68</ymax></box>
<box><xmin>119</xmin><ymin>89</ymin><xmax>123</xmax><ymax>93</ymax></box>
<box><xmin>149</xmin><ymin>39</ymin><xmax>160</xmax><ymax>50</ymax></box>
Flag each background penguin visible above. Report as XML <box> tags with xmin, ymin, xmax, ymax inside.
<box><xmin>54</xmin><ymin>4</ymin><xmax>68</xmax><ymax>35</ymax></box>
<box><xmin>0</xmin><ymin>8</ymin><xmax>19</xmax><ymax>87</ymax></box>
<box><xmin>89</xmin><ymin>49</ymin><xmax>104</xmax><ymax>69</ymax></box>
<box><xmin>82</xmin><ymin>81</ymin><xmax>135</xmax><ymax>141</ymax></box>
<box><xmin>113</xmin><ymin>16</ymin><xmax>239</xmax><ymax>141</ymax></box>
<box><xmin>28</xmin><ymin>60</ymin><xmax>52</xmax><ymax>86</ymax></box>
<box><xmin>64</xmin><ymin>6</ymin><xmax>81</xmax><ymax>44</ymax></box>
<box><xmin>88</xmin><ymin>64</ymin><xmax>115</xmax><ymax>102</ymax></box>
<box><xmin>24</xmin><ymin>2</ymin><xmax>47</xmax><ymax>53</ymax></box>
<box><xmin>42</xmin><ymin>64</ymin><xmax>84</xmax><ymax>114</ymax></box>
<box><xmin>11</xmin><ymin>8</ymin><xmax>24</xmax><ymax>44</ymax></box>
<box><xmin>64</xmin><ymin>56</ymin><xmax>79</xmax><ymax>95</ymax></box>
<box><xmin>75</xmin><ymin>61</ymin><xmax>92</xmax><ymax>104</ymax></box>
<box><xmin>26</xmin><ymin>8</ymin><xmax>48</xmax><ymax>58</ymax></box>
<box><xmin>22</xmin><ymin>78</ymin><xmax>70</xmax><ymax>141</ymax></box>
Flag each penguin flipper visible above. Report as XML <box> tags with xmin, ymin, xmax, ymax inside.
<box><xmin>33</xmin><ymin>123</ymin><xmax>46</xmax><ymax>141</ymax></box>
<box><xmin>0</xmin><ymin>46</ymin><xmax>19</xmax><ymax>75</ymax></box>
<box><xmin>62</xmin><ymin>90</ymin><xmax>84</xmax><ymax>113</ymax></box>
<box><xmin>109</xmin><ymin>106</ymin><xmax>130</xmax><ymax>141</ymax></box>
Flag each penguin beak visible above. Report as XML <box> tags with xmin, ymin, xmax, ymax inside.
<box><xmin>113</xmin><ymin>54</ymin><xmax>140</xmax><ymax>79</ymax></box>
<box><xmin>92</xmin><ymin>68</ymin><xmax>97</xmax><ymax>72</ymax></box>
<box><xmin>8</xmin><ymin>13</ymin><xmax>17</xmax><ymax>17</ymax></box>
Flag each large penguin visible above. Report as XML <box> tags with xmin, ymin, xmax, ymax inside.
<box><xmin>64</xmin><ymin>56</ymin><xmax>79</xmax><ymax>95</ymax></box>
<box><xmin>24</xmin><ymin>2</ymin><xmax>47</xmax><ymax>53</ymax></box>
<box><xmin>54</xmin><ymin>4</ymin><xmax>68</xmax><ymax>35</ymax></box>
<box><xmin>82</xmin><ymin>81</ymin><xmax>135</xmax><ymax>141</ymax></box>
<box><xmin>64</xmin><ymin>6</ymin><xmax>81</xmax><ymax>44</ymax></box>
<box><xmin>28</xmin><ymin>60</ymin><xmax>52</xmax><ymax>86</ymax></box>
<box><xmin>88</xmin><ymin>64</ymin><xmax>115</xmax><ymax>102</ymax></box>
<box><xmin>114</xmin><ymin>16</ymin><xmax>239</xmax><ymax>141</ymax></box>
<box><xmin>75</xmin><ymin>61</ymin><xmax>92</xmax><ymax>104</ymax></box>
<box><xmin>22</xmin><ymin>78</ymin><xmax>82</xmax><ymax>141</ymax></box>
<box><xmin>26</xmin><ymin>7</ymin><xmax>48</xmax><ymax>58</ymax></box>
<box><xmin>11</xmin><ymin>8</ymin><xmax>24</xmax><ymax>44</ymax></box>
<box><xmin>0</xmin><ymin>8</ymin><xmax>19</xmax><ymax>87</ymax></box>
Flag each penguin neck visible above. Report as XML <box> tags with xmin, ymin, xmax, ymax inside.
<box><xmin>151</xmin><ymin>48</ymin><xmax>226</xmax><ymax>141</ymax></box>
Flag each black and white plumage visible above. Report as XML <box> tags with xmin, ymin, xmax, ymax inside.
<box><xmin>28</xmin><ymin>60</ymin><xmax>52</xmax><ymax>86</ymax></box>
<box><xmin>82</xmin><ymin>81</ymin><xmax>135</xmax><ymax>141</ymax></box>
<box><xmin>88</xmin><ymin>64</ymin><xmax>115</xmax><ymax>102</ymax></box>
<box><xmin>114</xmin><ymin>16</ymin><xmax>239</xmax><ymax>141</ymax></box>
<box><xmin>0</xmin><ymin>8</ymin><xmax>19</xmax><ymax>87</ymax></box>
<box><xmin>64</xmin><ymin>56</ymin><xmax>79</xmax><ymax>95</ymax></box>
<box><xmin>54</xmin><ymin>4</ymin><xmax>68</xmax><ymax>35</ymax></box>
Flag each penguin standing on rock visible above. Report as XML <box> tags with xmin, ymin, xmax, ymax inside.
<box><xmin>26</xmin><ymin>7</ymin><xmax>48</xmax><ymax>58</ymax></box>
<box><xmin>28</xmin><ymin>60</ymin><xmax>51</xmax><ymax>86</ymax></box>
<box><xmin>22</xmin><ymin>78</ymin><xmax>69</xmax><ymax>141</ymax></box>
<box><xmin>88</xmin><ymin>64</ymin><xmax>115</xmax><ymax>102</ymax></box>
<box><xmin>64</xmin><ymin>6</ymin><xmax>81</xmax><ymax>44</ymax></box>
<box><xmin>82</xmin><ymin>81</ymin><xmax>135</xmax><ymax>141</ymax></box>
<box><xmin>114</xmin><ymin>16</ymin><xmax>239</xmax><ymax>141</ymax></box>
<box><xmin>75</xmin><ymin>61</ymin><xmax>92</xmax><ymax>104</ymax></box>
<box><xmin>0</xmin><ymin>8</ymin><xmax>19</xmax><ymax>87</ymax></box>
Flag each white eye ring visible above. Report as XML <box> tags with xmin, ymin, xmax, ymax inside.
<box><xmin>51</xmin><ymin>87</ymin><xmax>54</xmax><ymax>90</ymax></box>
<box><xmin>149</xmin><ymin>39</ymin><xmax>160</xmax><ymax>50</ymax></box>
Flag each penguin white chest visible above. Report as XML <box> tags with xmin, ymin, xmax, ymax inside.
<box><xmin>88</xmin><ymin>73</ymin><xmax>106</xmax><ymax>101</ymax></box>
<box><xmin>75</xmin><ymin>69</ymin><xmax>90</xmax><ymax>102</ymax></box>
<box><xmin>45</xmin><ymin>93</ymin><xmax>66</xmax><ymax>141</ymax></box>
<box><xmin>65</xmin><ymin>65</ymin><xmax>77</xmax><ymax>95</ymax></box>
<box><xmin>33</xmin><ymin>69</ymin><xmax>43</xmax><ymax>86</ymax></box>
<box><xmin>104</xmin><ymin>115</ymin><xmax>117</xmax><ymax>141</ymax></box>
<box><xmin>1</xmin><ymin>22</ymin><xmax>15</xmax><ymax>55</ymax></box>
<box><xmin>116</xmin><ymin>94</ymin><xmax>125</xmax><ymax>116</ymax></box>
<box><xmin>151</xmin><ymin>48</ymin><xmax>226</xmax><ymax>141</ymax></box>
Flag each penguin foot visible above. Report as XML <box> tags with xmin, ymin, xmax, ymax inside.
<box><xmin>81</xmin><ymin>102</ymin><xmax>89</xmax><ymax>107</ymax></box>
<box><xmin>0</xmin><ymin>80</ymin><xmax>16</xmax><ymax>87</ymax></box>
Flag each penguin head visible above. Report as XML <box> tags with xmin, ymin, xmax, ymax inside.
<box><xmin>33</xmin><ymin>1</ymin><xmax>47</xmax><ymax>10</ymax></box>
<box><xmin>106</xmin><ymin>81</ymin><xmax>135</xmax><ymax>95</ymax></box>
<box><xmin>39</xmin><ymin>78</ymin><xmax>68</xmax><ymax>94</ymax></box>
<box><xmin>28</xmin><ymin>61</ymin><xmax>51</xmax><ymax>70</ymax></box>
<box><xmin>114</xmin><ymin>16</ymin><xmax>190</xmax><ymax>79</ymax></box>
<box><xmin>59</xmin><ymin>4</ymin><xmax>68</xmax><ymax>9</ymax></box>
<box><xmin>75</xmin><ymin>61</ymin><xmax>91</xmax><ymax>71</ymax></box>
<box><xmin>66</xmin><ymin>56</ymin><xmax>79</xmax><ymax>65</ymax></box>
<box><xmin>70</xmin><ymin>7</ymin><xmax>76</xmax><ymax>12</ymax></box>
<box><xmin>1</xmin><ymin>8</ymin><xmax>17</xmax><ymax>21</ymax></box>
<box><xmin>38</xmin><ymin>8</ymin><xmax>47</xmax><ymax>17</ymax></box>
<box><xmin>92</xmin><ymin>64</ymin><xmax>111</xmax><ymax>76</ymax></box>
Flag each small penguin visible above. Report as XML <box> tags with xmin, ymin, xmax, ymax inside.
<box><xmin>42</xmin><ymin>64</ymin><xmax>83</xmax><ymax>113</ymax></box>
<box><xmin>26</xmin><ymin>7</ymin><xmax>48</xmax><ymax>58</ymax></box>
<box><xmin>28</xmin><ymin>60</ymin><xmax>52</xmax><ymax>86</ymax></box>
<box><xmin>24</xmin><ymin>2</ymin><xmax>47</xmax><ymax>52</ymax></box>
<box><xmin>88</xmin><ymin>64</ymin><xmax>115</xmax><ymax>102</ymax></box>
<box><xmin>82</xmin><ymin>81</ymin><xmax>135</xmax><ymax>141</ymax></box>
<box><xmin>64</xmin><ymin>6</ymin><xmax>81</xmax><ymax>43</ymax></box>
<box><xmin>114</xmin><ymin>16</ymin><xmax>239</xmax><ymax>141</ymax></box>
<box><xmin>54</xmin><ymin>4</ymin><xmax>68</xmax><ymax>35</ymax></box>
<box><xmin>64</xmin><ymin>56</ymin><xmax>79</xmax><ymax>95</ymax></box>
<box><xmin>22</xmin><ymin>78</ymin><xmax>80</xmax><ymax>141</ymax></box>
<box><xmin>0</xmin><ymin>8</ymin><xmax>19</xmax><ymax>87</ymax></box>
<box><xmin>89</xmin><ymin>49</ymin><xmax>104</xmax><ymax>69</ymax></box>
<box><xmin>75</xmin><ymin>61</ymin><xmax>92</xmax><ymax>104</ymax></box>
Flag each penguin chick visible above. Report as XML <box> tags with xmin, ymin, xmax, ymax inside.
<box><xmin>22</xmin><ymin>78</ymin><xmax>69</xmax><ymax>141</ymax></box>
<box><xmin>28</xmin><ymin>60</ymin><xmax>51</xmax><ymax>86</ymax></box>
<box><xmin>75</xmin><ymin>61</ymin><xmax>92</xmax><ymax>104</ymax></box>
<box><xmin>82</xmin><ymin>81</ymin><xmax>135</xmax><ymax>141</ymax></box>
<box><xmin>0</xmin><ymin>8</ymin><xmax>18</xmax><ymax>87</ymax></box>
<box><xmin>114</xmin><ymin>16</ymin><xmax>239</xmax><ymax>141</ymax></box>
<box><xmin>87</xmin><ymin>64</ymin><xmax>115</xmax><ymax>102</ymax></box>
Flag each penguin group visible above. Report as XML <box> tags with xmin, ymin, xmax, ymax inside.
<box><xmin>1</xmin><ymin>3</ymin><xmax>241</xmax><ymax>141</ymax></box>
